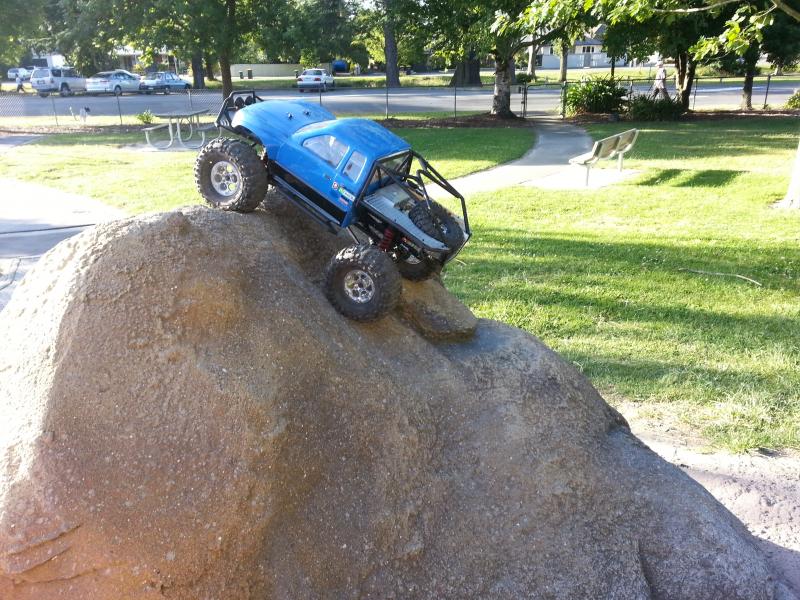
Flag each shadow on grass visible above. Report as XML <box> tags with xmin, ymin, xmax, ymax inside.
<box><xmin>448</xmin><ymin>228</ymin><xmax>800</xmax><ymax>406</ymax></box>
<box><xmin>637</xmin><ymin>168</ymin><xmax>740</xmax><ymax>188</ymax></box>
<box><xmin>586</xmin><ymin>118</ymin><xmax>800</xmax><ymax>162</ymax></box>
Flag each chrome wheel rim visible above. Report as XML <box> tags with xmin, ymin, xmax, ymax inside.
<box><xmin>343</xmin><ymin>269</ymin><xmax>375</xmax><ymax>303</ymax></box>
<box><xmin>210</xmin><ymin>161</ymin><xmax>241</xmax><ymax>197</ymax></box>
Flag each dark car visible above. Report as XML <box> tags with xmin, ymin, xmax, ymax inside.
<box><xmin>194</xmin><ymin>91</ymin><xmax>470</xmax><ymax>321</ymax></box>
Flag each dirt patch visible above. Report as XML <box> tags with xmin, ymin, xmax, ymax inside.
<box><xmin>566</xmin><ymin>108</ymin><xmax>800</xmax><ymax>125</ymax></box>
<box><xmin>619</xmin><ymin>401</ymin><xmax>800</xmax><ymax>598</ymax></box>
<box><xmin>369</xmin><ymin>112</ymin><xmax>535</xmax><ymax>129</ymax></box>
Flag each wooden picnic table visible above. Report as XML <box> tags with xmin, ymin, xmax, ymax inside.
<box><xmin>144</xmin><ymin>109</ymin><xmax>211</xmax><ymax>150</ymax></box>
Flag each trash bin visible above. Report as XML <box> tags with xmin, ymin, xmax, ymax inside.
<box><xmin>239</xmin><ymin>71</ymin><xmax>244</xmax><ymax>79</ymax></box>
<box><xmin>247</xmin><ymin>69</ymin><xmax>253</xmax><ymax>79</ymax></box>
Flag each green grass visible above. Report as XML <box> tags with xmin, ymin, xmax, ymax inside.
<box><xmin>443</xmin><ymin>118</ymin><xmax>800</xmax><ymax>452</ymax></box>
<box><xmin>0</xmin><ymin>124</ymin><xmax>533</xmax><ymax>214</ymax></box>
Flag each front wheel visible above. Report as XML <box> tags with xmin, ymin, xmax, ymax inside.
<box><xmin>324</xmin><ymin>245</ymin><xmax>401</xmax><ymax>322</ymax></box>
<box><xmin>194</xmin><ymin>137</ymin><xmax>267</xmax><ymax>212</ymax></box>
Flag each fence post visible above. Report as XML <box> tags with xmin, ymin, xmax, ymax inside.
<box><xmin>319</xmin><ymin>85</ymin><xmax>322</xmax><ymax>106</ymax></box>
<box><xmin>385</xmin><ymin>84</ymin><xmax>389</xmax><ymax>119</ymax></box>
<box><xmin>51</xmin><ymin>95</ymin><xmax>58</xmax><ymax>127</ymax></box>
<box><xmin>521</xmin><ymin>85</ymin><xmax>527</xmax><ymax>119</ymax></box>
<box><xmin>453</xmin><ymin>84</ymin><xmax>457</xmax><ymax>119</ymax></box>
<box><xmin>188</xmin><ymin>89</ymin><xmax>193</xmax><ymax>109</ymax></box>
<box><xmin>763</xmin><ymin>74</ymin><xmax>772</xmax><ymax>109</ymax></box>
<box><xmin>692</xmin><ymin>77</ymin><xmax>699</xmax><ymax>110</ymax></box>
<box><xmin>116</xmin><ymin>93</ymin><xmax>123</xmax><ymax>126</ymax></box>
<box><xmin>561</xmin><ymin>81</ymin><xmax>567</xmax><ymax>118</ymax></box>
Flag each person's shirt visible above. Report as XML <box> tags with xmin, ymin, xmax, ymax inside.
<box><xmin>655</xmin><ymin>67</ymin><xmax>666</xmax><ymax>82</ymax></box>
<box><xmin>15</xmin><ymin>75</ymin><xmax>21</xmax><ymax>84</ymax></box>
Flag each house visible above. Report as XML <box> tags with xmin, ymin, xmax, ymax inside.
<box><xmin>525</xmin><ymin>27</ymin><xmax>629</xmax><ymax>72</ymax></box>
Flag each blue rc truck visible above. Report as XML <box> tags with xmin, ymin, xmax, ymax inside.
<box><xmin>194</xmin><ymin>91</ymin><xmax>471</xmax><ymax>322</ymax></box>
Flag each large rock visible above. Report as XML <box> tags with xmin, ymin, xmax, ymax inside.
<box><xmin>0</xmin><ymin>201</ymin><xmax>789</xmax><ymax>599</ymax></box>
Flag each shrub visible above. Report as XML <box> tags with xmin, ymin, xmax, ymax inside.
<box><xmin>628</xmin><ymin>95</ymin><xmax>686</xmax><ymax>121</ymax></box>
<box><xmin>515</xmin><ymin>73</ymin><xmax>533</xmax><ymax>85</ymax></box>
<box><xmin>787</xmin><ymin>89</ymin><xmax>800</xmax><ymax>109</ymax></box>
<box><xmin>565</xmin><ymin>77</ymin><xmax>627</xmax><ymax>115</ymax></box>
<box><xmin>136</xmin><ymin>110</ymin><xmax>155</xmax><ymax>125</ymax></box>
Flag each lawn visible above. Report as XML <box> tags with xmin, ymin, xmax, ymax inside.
<box><xmin>444</xmin><ymin>117</ymin><xmax>800</xmax><ymax>452</ymax></box>
<box><xmin>0</xmin><ymin>123</ymin><xmax>534</xmax><ymax>214</ymax></box>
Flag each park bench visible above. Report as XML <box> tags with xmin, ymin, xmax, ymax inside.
<box><xmin>569</xmin><ymin>128</ymin><xmax>639</xmax><ymax>187</ymax></box>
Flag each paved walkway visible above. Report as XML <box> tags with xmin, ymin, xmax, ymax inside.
<box><xmin>0</xmin><ymin>178</ymin><xmax>124</xmax><ymax>311</ymax></box>
<box><xmin>443</xmin><ymin>119</ymin><xmax>638</xmax><ymax>196</ymax></box>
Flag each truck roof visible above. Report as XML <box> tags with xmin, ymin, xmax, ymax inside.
<box><xmin>231</xmin><ymin>100</ymin><xmax>410</xmax><ymax>161</ymax></box>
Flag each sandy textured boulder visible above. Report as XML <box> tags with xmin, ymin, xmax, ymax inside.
<box><xmin>0</xmin><ymin>200</ymin><xmax>789</xmax><ymax>599</ymax></box>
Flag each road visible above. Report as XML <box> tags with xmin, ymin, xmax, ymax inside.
<box><xmin>1</xmin><ymin>81</ymin><xmax>796</xmax><ymax>121</ymax></box>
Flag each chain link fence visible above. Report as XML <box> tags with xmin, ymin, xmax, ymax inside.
<box><xmin>1</xmin><ymin>74</ymin><xmax>796</xmax><ymax>131</ymax></box>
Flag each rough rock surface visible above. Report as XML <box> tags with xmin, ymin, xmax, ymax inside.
<box><xmin>0</xmin><ymin>199</ymin><xmax>790</xmax><ymax>599</ymax></box>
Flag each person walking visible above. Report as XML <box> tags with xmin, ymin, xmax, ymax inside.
<box><xmin>15</xmin><ymin>72</ymin><xmax>24</xmax><ymax>93</ymax></box>
<box><xmin>652</xmin><ymin>61</ymin><xmax>669</xmax><ymax>100</ymax></box>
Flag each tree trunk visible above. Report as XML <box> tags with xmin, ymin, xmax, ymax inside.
<box><xmin>675</xmin><ymin>51</ymin><xmax>696</xmax><ymax>110</ymax></box>
<box><xmin>559</xmin><ymin>40</ymin><xmax>569</xmax><ymax>82</ymax></box>
<box><xmin>204</xmin><ymin>56</ymin><xmax>217</xmax><ymax>81</ymax></box>
<box><xmin>528</xmin><ymin>44</ymin><xmax>539</xmax><ymax>80</ymax></box>
<box><xmin>492</xmin><ymin>53</ymin><xmax>514</xmax><ymax>118</ymax></box>
<box><xmin>741</xmin><ymin>44</ymin><xmax>758</xmax><ymax>110</ymax></box>
<box><xmin>383</xmin><ymin>18</ymin><xmax>401</xmax><ymax>88</ymax></box>
<box><xmin>610</xmin><ymin>56</ymin><xmax>615</xmax><ymax>79</ymax></box>
<box><xmin>778</xmin><ymin>137</ymin><xmax>800</xmax><ymax>208</ymax></box>
<box><xmin>219</xmin><ymin>53</ymin><xmax>233</xmax><ymax>97</ymax></box>
<box><xmin>191</xmin><ymin>52</ymin><xmax>205</xmax><ymax>90</ymax></box>
<box><xmin>507</xmin><ymin>57</ymin><xmax>516</xmax><ymax>85</ymax></box>
<box><xmin>449</xmin><ymin>51</ymin><xmax>482</xmax><ymax>86</ymax></box>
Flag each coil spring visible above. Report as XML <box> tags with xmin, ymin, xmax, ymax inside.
<box><xmin>378</xmin><ymin>227</ymin><xmax>395</xmax><ymax>252</ymax></box>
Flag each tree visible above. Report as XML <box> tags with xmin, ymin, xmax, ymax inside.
<box><xmin>761</xmin><ymin>12</ymin><xmax>800</xmax><ymax>73</ymax></box>
<box><xmin>0</xmin><ymin>0</ymin><xmax>47</xmax><ymax>65</ymax></box>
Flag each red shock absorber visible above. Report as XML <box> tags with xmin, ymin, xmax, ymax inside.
<box><xmin>378</xmin><ymin>227</ymin><xmax>396</xmax><ymax>252</ymax></box>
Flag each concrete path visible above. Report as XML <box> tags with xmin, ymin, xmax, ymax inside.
<box><xmin>0</xmin><ymin>134</ymin><xmax>40</xmax><ymax>154</ymax></box>
<box><xmin>442</xmin><ymin>119</ymin><xmax>638</xmax><ymax>196</ymax></box>
<box><xmin>0</xmin><ymin>178</ymin><xmax>124</xmax><ymax>311</ymax></box>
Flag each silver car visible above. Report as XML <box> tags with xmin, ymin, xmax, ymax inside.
<box><xmin>30</xmin><ymin>66</ymin><xmax>86</xmax><ymax>97</ymax></box>
<box><xmin>297</xmin><ymin>69</ymin><xmax>335</xmax><ymax>92</ymax></box>
<box><xmin>86</xmin><ymin>70</ymin><xmax>140</xmax><ymax>95</ymax></box>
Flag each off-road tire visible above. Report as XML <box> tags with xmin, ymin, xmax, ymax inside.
<box><xmin>324</xmin><ymin>244</ymin><xmax>401</xmax><ymax>322</ymax></box>
<box><xmin>408</xmin><ymin>201</ymin><xmax>464</xmax><ymax>251</ymax></box>
<box><xmin>194</xmin><ymin>137</ymin><xmax>267</xmax><ymax>212</ymax></box>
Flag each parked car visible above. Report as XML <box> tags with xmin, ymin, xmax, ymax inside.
<box><xmin>86</xmin><ymin>70</ymin><xmax>141</xmax><ymax>95</ymax></box>
<box><xmin>139</xmin><ymin>72</ymin><xmax>190</xmax><ymax>94</ymax></box>
<box><xmin>194</xmin><ymin>92</ymin><xmax>470</xmax><ymax>321</ymax></box>
<box><xmin>296</xmin><ymin>68</ymin><xmax>335</xmax><ymax>92</ymax></box>
<box><xmin>7</xmin><ymin>67</ymin><xmax>32</xmax><ymax>81</ymax></box>
<box><xmin>30</xmin><ymin>66</ymin><xmax>86</xmax><ymax>97</ymax></box>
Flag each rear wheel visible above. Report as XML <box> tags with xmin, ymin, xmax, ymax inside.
<box><xmin>164</xmin><ymin>86</ymin><xmax>170</xmax><ymax>95</ymax></box>
<box><xmin>408</xmin><ymin>201</ymin><xmax>464</xmax><ymax>251</ymax></box>
<box><xmin>324</xmin><ymin>245</ymin><xmax>401</xmax><ymax>322</ymax></box>
<box><xmin>194</xmin><ymin>138</ymin><xmax>267</xmax><ymax>212</ymax></box>
<box><xmin>396</xmin><ymin>253</ymin><xmax>440</xmax><ymax>281</ymax></box>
